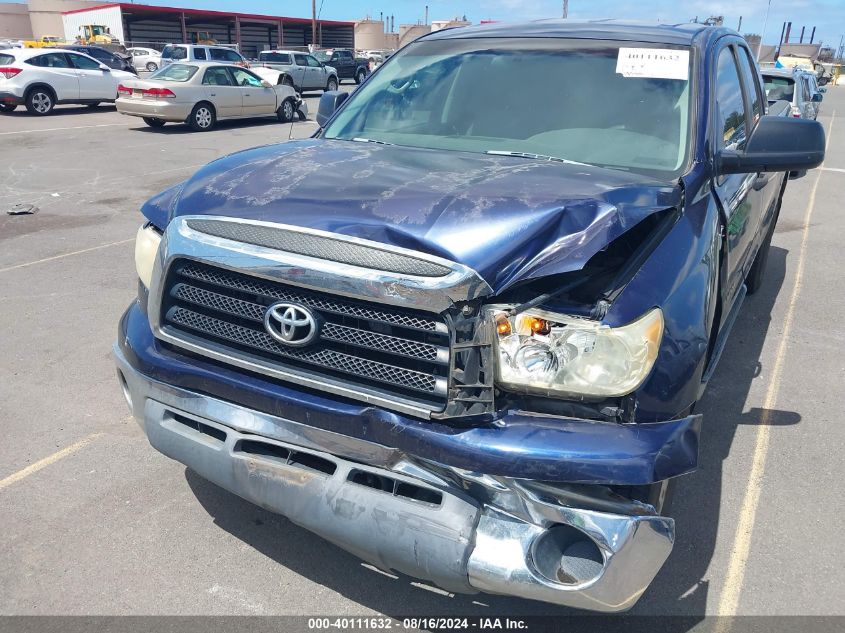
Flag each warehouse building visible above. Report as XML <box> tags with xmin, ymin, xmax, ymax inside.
<box><xmin>62</xmin><ymin>3</ymin><xmax>354</xmax><ymax>56</ymax></box>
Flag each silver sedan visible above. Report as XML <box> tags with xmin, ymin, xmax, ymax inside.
<box><xmin>115</xmin><ymin>62</ymin><xmax>306</xmax><ymax>131</ymax></box>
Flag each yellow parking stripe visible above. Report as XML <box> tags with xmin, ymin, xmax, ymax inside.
<box><xmin>0</xmin><ymin>433</ymin><xmax>103</xmax><ymax>491</ymax></box>
<box><xmin>716</xmin><ymin>110</ymin><xmax>836</xmax><ymax>618</ymax></box>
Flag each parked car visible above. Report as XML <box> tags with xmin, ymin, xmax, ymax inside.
<box><xmin>762</xmin><ymin>67</ymin><xmax>821</xmax><ymax>119</ymax></box>
<box><xmin>312</xmin><ymin>48</ymin><xmax>369</xmax><ymax>84</ymax></box>
<box><xmin>115</xmin><ymin>62</ymin><xmax>306</xmax><ymax>131</ymax></box>
<box><xmin>59</xmin><ymin>44</ymin><xmax>136</xmax><ymax>74</ymax></box>
<box><xmin>114</xmin><ymin>21</ymin><xmax>824</xmax><ymax>611</ymax></box>
<box><xmin>160</xmin><ymin>44</ymin><xmax>248</xmax><ymax>68</ymax></box>
<box><xmin>127</xmin><ymin>47</ymin><xmax>162</xmax><ymax>72</ymax></box>
<box><xmin>0</xmin><ymin>47</ymin><xmax>137</xmax><ymax>114</ymax></box>
<box><xmin>256</xmin><ymin>49</ymin><xmax>338</xmax><ymax>93</ymax></box>
<box><xmin>801</xmin><ymin>70</ymin><xmax>824</xmax><ymax>118</ymax></box>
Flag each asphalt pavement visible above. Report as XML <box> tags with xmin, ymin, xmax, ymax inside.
<box><xmin>0</xmin><ymin>85</ymin><xmax>843</xmax><ymax>620</ymax></box>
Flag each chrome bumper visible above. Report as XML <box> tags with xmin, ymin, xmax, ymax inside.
<box><xmin>114</xmin><ymin>344</ymin><xmax>674</xmax><ymax>612</ymax></box>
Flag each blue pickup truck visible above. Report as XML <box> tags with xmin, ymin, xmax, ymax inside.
<box><xmin>114</xmin><ymin>21</ymin><xmax>824</xmax><ymax>611</ymax></box>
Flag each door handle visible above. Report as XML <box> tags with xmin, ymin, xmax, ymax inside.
<box><xmin>752</xmin><ymin>173</ymin><xmax>770</xmax><ymax>191</ymax></box>
<box><xmin>209</xmin><ymin>93</ymin><xmax>216</xmax><ymax>96</ymax></box>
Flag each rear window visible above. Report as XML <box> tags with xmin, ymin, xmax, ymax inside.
<box><xmin>762</xmin><ymin>76</ymin><xmax>795</xmax><ymax>103</ymax></box>
<box><xmin>150</xmin><ymin>63</ymin><xmax>198</xmax><ymax>82</ymax></box>
<box><xmin>0</xmin><ymin>53</ymin><xmax>14</xmax><ymax>65</ymax></box>
<box><xmin>210</xmin><ymin>48</ymin><xmax>243</xmax><ymax>62</ymax></box>
<box><xmin>259</xmin><ymin>52</ymin><xmax>291</xmax><ymax>64</ymax></box>
<box><xmin>162</xmin><ymin>46</ymin><xmax>187</xmax><ymax>60</ymax></box>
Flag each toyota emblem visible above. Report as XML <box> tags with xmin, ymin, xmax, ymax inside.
<box><xmin>264</xmin><ymin>302</ymin><xmax>318</xmax><ymax>346</ymax></box>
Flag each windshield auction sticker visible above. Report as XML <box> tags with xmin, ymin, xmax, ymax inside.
<box><xmin>616</xmin><ymin>48</ymin><xmax>690</xmax><ymax>79</ymax></box>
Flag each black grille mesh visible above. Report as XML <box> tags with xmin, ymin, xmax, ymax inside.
<box><xmin>160</xmin><ymin>260</ymin><xmax>450</xmax><ymax>409</ymax></box>
<box><xmin>186</xmin><ymin>219</ymin><xmax>452</xmax><ymax>278</ymax></box>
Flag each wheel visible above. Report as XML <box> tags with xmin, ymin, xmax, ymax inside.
<box><xmin>86</xmin><ymin>102</ymin><xmax>100</xmax><ymax>108</ymax></box>
<box><xmin>326</xmin><ymin>76</ymin><xmax>338</xmax><ymax>92</ymax></box>
<box><xmin>146</xmin><ymin>61</ymin><xmax>158</xmax><ymax>72</ymax></box>
<box><xmin>187</xmin><ymin>102</ymin><xmax>215</xmax><ymax>131</ymax></box>
<box><xmin>281</xmin><ymin>74</ymin><xmax>294</xmax><ymax>88</ymax></box>
<box><xmin>0</xmin><ymin>102</ymin><xmax>16</xmax><ymax>113</ymax></box>
<box><xmin>277</xmin><ymin>98</ymin><xmax>295</xmax><ymax>123</ymax></box>
<box><xmin>25</xmin><ymin>88</ymin><xmax>54</xmax><ymax>115</ymax></box>
<box><xmin>745</xmin><ymin>190</ymin><xmax>782</xmax><ymax>295</ymax></box>
<box><xmin>355</xmin><ymin>68</ymin><xmax>366</xmax><ymax>84</ymax></box>
<box><xmin>143</xmin><ymin>117</ymin><xmax>166</xmax><ymax>128</ymax></box>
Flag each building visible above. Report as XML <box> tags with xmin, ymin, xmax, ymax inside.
<box><xmin>1</xmin><ymin>1</ymin><xmax>355</xmax><ymax>56</ymax></box>
<box><xmin>1</xmin><ymin>0</ymin><xmax>102</xmax><ymax>40</ymax></box>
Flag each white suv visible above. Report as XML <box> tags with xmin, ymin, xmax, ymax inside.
<box><xmin>161</xmin><ymin>44</ymin><xmax>248</xmax><ymax>68</ymax></box>
<box><xmin>0</xmin><ymin>48</ymin><xmax>136</xmax><ymax>115</ymax></box>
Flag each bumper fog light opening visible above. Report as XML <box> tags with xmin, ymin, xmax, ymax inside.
<box><xmin>530</xmin><ymin>525</ymin><xmax>605</xmax><ymax>586</ymax></box>
<box><xmin>117</xmin><ymin>370</ymin><xmax>133</xmax><ymax>411</ymax></box>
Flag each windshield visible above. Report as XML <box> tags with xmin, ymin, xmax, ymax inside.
<box><xmin>762</xmin><ymin>76</ymin><xmax>795</xmax><ymax>103</ymax></box>
<box><xmin>150</xmin><ymin>63</ymin><xmax>198</xmax><ymax>81</ymax></box>
<box><xmin>161</xmin><ymin>45</ymin><xmax>187</xmax><ymax>60</ymax></box>
<box><xmin>323</xmin><ymin>38</ymin><xmax>692</xmax><ymax>176</ymax></box>
<box><xmin>313</xmin><ymin>51</ymin><xmax>331</xmax><ymax>62</ymax></box>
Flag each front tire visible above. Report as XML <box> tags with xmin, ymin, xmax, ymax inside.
<box><xmin>326</xmin><ymin>76</ymin><xmax>338</xmax><ymax>92</ymax></box>
<box><xmin>143</xmin><ymin>117</ymin><xmax>166</xmax><ymax>128</ymax></box>
<box><xmin>277</xmin><ymin>98</ymin><xmax>295</xmax><ymax>123</ymax></box>
<box><xmin>146</xmin><ymin>61</ymin><xmax>158</xmax><ymax>72</ymax></box>
<box><xmin>25</xmin><ymin>88</ymin><xmax>54</xmax><ymax>115</ymax></box>
<box><xmin>0</xmin><ymin>102</ymin><xmax>17</xmax><ymax>113</ymax></box>
<box><xmin>745</xmin><ymin>189</ymin><xmax>783</xmax><ymax>295</ymax></box>
<box><xmin>187</xmin><ymin>102</ymin><xmax>215</xmax><ymax>131</ymax></box>
<box><xmin>355</xmin><ymin>68</ymin><xmax>366</xmax><ymax>84</ymax></box>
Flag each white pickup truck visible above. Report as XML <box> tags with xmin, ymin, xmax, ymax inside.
<box><xmin>257</xmin><ymin>50</ymin><xmax>338</xmax><ymax>93</ymax></box>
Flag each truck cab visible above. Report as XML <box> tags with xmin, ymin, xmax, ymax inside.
<box><xmin>116</xmin><ymin>21</ymin><xmax>824</xmax><ymax>611</ymax></box>
<box><xmin>257</xmin><ymin>49</ymin><xmax>338</xmax><ymax>92</ymax></box>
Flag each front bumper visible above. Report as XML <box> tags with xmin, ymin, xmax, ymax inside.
<box><xmin>115</xmin><ymin>97</ymin><xmax>192</xmax><ymax>121</ymax></box>
<box><xmin>115</xmin><ymin>337</ymin><xmax>676</xmax><ymax>612</ymax></box>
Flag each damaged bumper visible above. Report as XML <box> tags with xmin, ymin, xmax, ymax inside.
<box><xmin>115</xmin><ymin>324</ymin><xmax>687</xmax><ymax>611</ymax></box>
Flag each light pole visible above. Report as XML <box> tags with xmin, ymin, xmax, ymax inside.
<box><xmin>757</xmin><ymin>0</ymin><xmax>772</xmax><ymax>61</ymax></box>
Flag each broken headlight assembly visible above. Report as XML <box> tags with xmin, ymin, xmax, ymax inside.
<box><xmin>135</xmin><ymin>223</ymin><xmax>162</xmax><ymax>289</ymax></box>
<box><xmin>486</xmin><ymin>306</ymin><xmax>664</xmax><ymax>399</ymax></box>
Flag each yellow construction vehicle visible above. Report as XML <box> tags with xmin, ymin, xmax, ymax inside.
<box><xmin>189</xmin><ymin>31</ymin><xmax>217</xmax><ymax>45</ymax></box>
<box><xmin>77</xmin><ymin>25</ymin><xmax>125</xmax><ymax>53</ymax></box>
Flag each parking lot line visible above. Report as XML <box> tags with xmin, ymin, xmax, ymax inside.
<box><xmin>0</xmin><ymin>238</ymin><xmax>133</xmax><ymax>274</ymax></box>
<box><xmin>0</xmin><ymin>433</ymin><xmax>103</xmax><ymax>491</ymax></box>
<box><xmin>0</xmin><ymin>123</ymin><xmax>126</xmax><ymax>136</ymax></box>
<box><xmin>820</xmin><ymin>166</ymin><xmax>845</xmax><ymax>173</ymax></box>
<box><xmin>715</xmin><ymin>110</ymin><xmax>836</xmax><ymax>619</ymax></box>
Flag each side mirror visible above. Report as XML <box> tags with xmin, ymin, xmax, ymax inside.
<box><xmin>812</xmin><ymin>92</ymin><xmax>823</xmax><ymax>102</ymax></box>
<box><xmin>99</xmin><ymin>63</ymin><xmax>110</xmax><ymax>72</ymax></box>
<box><xmin>718</xmin><ymin>115</ymin><xmax>825</xmax><ymax>174</ymax></box>
<box><xmin>316</xmin><ymin>90</ymin><xmax>349</xmax><ymax>127</ymax></box>
<box><xmin>820</xmin><ymin>87</ymin><xmax>828</xmax><ymax>93</ymax></box>
<box><xmin>261</xmin><ymin>80</ymin><xmax>272</xmax><ymax>88</ymax></box>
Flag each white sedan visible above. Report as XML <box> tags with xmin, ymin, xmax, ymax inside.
<box><xmin>127</xmin><ymin>47</ymin><xmax>162</xmax><ymax>72</ymax></box>
<box><xmin>115</xmin><ymin>62</ymin><xmax>306</xmax><ymax>131</ymax></box>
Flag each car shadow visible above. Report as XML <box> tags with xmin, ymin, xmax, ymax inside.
<box><xmin>130</xmin><ymin>116</ymin><xmax>309</xmax><ymax>135</ymax></box>
<box><xmin>184</xmin><ymin>245</ymin><xmax>798</xmax><ymax>623</ymax></box>
<box><xmin>2</xmin><ymin>104</ymin><xmax>117</xmax><ymax>117</ymax></box>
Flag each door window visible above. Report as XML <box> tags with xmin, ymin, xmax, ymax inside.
<box><xmin>67</xmin><ymin>53</ymin><xmax>101</xmax><ymax>70</ymax></box>
<box><xmin>229</xmin><ymin>68</ymin><xmax>263</xmax><ymax>87</ymax></box>
<box><xmin>736</xmin><ymin>47</ymin><xmax>763</xmax><ymax>123</ymax></box>
<box><xmin>162</xmin><ymin>46</ymin><xmax>187</xmax><ymax>60</ymax></box>
<box><xmin>305</xmin><ymin>55</ymin><xmax>322</xmax><ymax>68</ymax></box>
<box><xmin>202</xmin><ymin>66</ymin><xmax>234</xmax><ymax>86</ymax></box>
<box><xmin>27</xmin><ymin>53</ymin><xmax>71</xmax><ymax>68</ymax></box>
<box><xmin>293</xmin><ymin>54</ymin><xmax>308</xmax><ymax>66</ymax></box>
<box><xmin>194</xmin><ymin>48</ymin><xmax>208</xmax><ymax>60</ymax></box>
<box><xmin>715</xmin><ymin>47</ymin><xmax>748</xmax><ymax>150</ymax></box>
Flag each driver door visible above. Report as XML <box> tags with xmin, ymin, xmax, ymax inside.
<box><xmin>229</xmin><ymin>67</ymin><xmax>277</xmax><ymax>115</ymax></box>
<box><xmin>292</xmin><ymin>54</ymin><xmax>310</xmax><ymax>89</ymax></box>
<box><xmin>66</xmin><ymin>52</ymin><xmax>114</xmax><ymax>100</ymax></box>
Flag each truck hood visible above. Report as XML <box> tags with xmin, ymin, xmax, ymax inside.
<box><xmin>164</xmin><ymin>139</ymin><xmax>681</xmax><ymax>293</ymax></box>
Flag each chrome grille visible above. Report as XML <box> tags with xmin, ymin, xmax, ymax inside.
<box><xmin>160</xmin><ymin>260</ymin><xmax>450</xmax><ymax>410</ymax></box>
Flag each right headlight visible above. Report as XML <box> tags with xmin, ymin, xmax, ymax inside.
<box><xmin>486</xmin><ymin>306</ymin><xmax>663</xmax><ymax>399</ymax></box>
<box><xmin>135</xmin><ymin>223</ymin><xmax>162</xmax><ymax>289</ymax></box>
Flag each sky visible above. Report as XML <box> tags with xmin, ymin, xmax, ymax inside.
<box><xmin>28</xmin><ymin>0</ymin><xmax>845</xmax><ymax>51</ymax></box>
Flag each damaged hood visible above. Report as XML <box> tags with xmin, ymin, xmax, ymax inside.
<box><xmin>167</xmin><ymin>139</ymin><xmax>681</xmax><ymax>293</ymax></box>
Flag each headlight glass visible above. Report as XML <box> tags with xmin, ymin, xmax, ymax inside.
<box><xmin>135</xmin><ymin>224</ymin><xmax>162</xmax><ymax>289</ymax></box>
<box><xmin>487</xmin><ymin>306</ymin><xmax>663</xmax><ymax>398</ymax></box>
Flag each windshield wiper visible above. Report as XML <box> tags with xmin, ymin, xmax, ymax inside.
<box><xmin>351</xmin><ymin>137</ymin><xmax>394</xmax><ymax>146</ymax></box>
<box><xmin>485</xmin><ymin>150</ymin><xmax>588</xmax><ymax>166</ymax></box>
